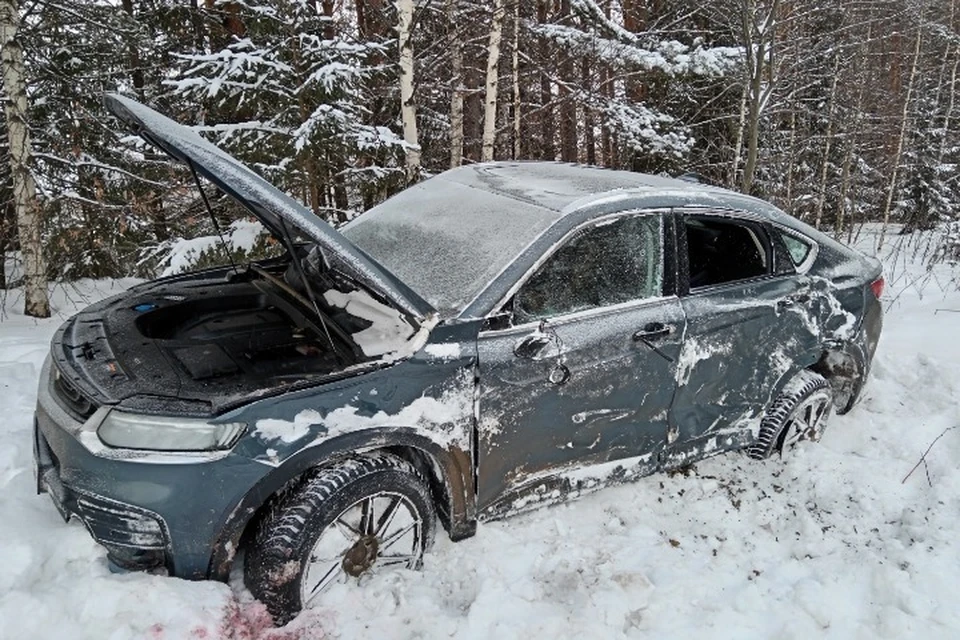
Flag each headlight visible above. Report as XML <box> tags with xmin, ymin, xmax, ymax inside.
<box><xmin>98</xmin><ymin>410</ymin><xmax>246</xmax><ymax>452</ymax></box>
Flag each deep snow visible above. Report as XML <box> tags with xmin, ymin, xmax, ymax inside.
<box><xmin>1</xmin><ymin>228</ymin><xmax>959</xmax><ymax>639</ymax></box>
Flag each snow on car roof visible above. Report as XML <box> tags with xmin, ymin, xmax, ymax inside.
<box><xmin>437</xmin><ymin>161</ymin><xmax>724</xmax><ymax>213</ymax></box>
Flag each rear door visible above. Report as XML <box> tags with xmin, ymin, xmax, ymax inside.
<box><xmin>669</xmin><ymin>209</ymin><xmax>820</xmax><ymax>451</ymax></box>
<box><xmin>476</xmin><ymin>211</ymin><xmax>685</xmax><ymax>512</ymax></box>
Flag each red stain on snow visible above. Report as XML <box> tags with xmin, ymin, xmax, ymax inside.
<box><xmin>216</xmin><ymin>599</ymin><xmax>324</xmax><ymax>640</ymax></box>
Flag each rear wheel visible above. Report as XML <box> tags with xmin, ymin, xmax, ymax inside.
<box><xmin>748</xmin><ymin>370</ymin><xmax>833</xmax><ymax>460</ymax></box>
<box><xmin>244</xmin><ymin>453</ymin><xmax>437</xmax><ymax>625</ymax></box>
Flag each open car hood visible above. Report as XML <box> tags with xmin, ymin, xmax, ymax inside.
<box><xmin>104</xmin><ymin>93</ymin><xmax>435</xmax><ymax>324</ymax></box>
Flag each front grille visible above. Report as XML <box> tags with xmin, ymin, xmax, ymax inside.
<box><xmin>74</xmin><ymin>494</ymin><xmax>167</xmax><ymax>550</ymax></box>
<box><xmin>52</xmin><ymin>367</ymin><xmax>97</xmax><ymax>420</ymax></box>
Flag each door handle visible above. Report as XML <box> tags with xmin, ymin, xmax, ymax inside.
<box><xmin>632</xmin><ymin>322</ymin><xmax>673</xmax><ymax>342</ymax></box>
<box><xmin>514</xmin><ymin>334</ymin><xmax>553</xmax><ymax>360</ymax></box>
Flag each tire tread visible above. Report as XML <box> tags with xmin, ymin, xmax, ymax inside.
<box><xmin>747</xmin><ymin>369</ymin><xmax>831</xmax><ymax>460</ymax></box>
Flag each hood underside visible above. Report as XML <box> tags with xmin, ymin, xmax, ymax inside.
<box><xmin>103</xmin><ymin>93</ymin><xmax>435</xmax><ymax>323</ymax></box>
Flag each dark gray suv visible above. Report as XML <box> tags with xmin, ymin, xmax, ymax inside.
<box><xmin>34</xmin><ymin>95</ymin><xmax>883</xmax><ymax>623</ymax></box>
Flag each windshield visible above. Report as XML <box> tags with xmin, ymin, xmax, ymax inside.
<box><xmin>343</xmin><ymin>178</ymin><xmax>560</xmax><ymax>317</ymax></box>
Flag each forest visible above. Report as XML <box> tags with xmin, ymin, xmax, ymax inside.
<box><xmin>0</xmin><ymin>0</ymin><xmax>957</xmax><ymax>317</ymax></box>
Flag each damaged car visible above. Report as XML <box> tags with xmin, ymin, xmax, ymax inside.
<box><xmin>34</xmin><ymin>94</ymin><xmax>883</xmax><ymax>623</ymax></box>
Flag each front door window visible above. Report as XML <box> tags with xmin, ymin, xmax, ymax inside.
<box><xmin>514</xmin><ymin>214</ymin><xmax>663</xmax><ymax>323</ymax></box>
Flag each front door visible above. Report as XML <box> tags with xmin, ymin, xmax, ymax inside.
<box><xmin>476</xmin><ymin>212</ymin><xmax>685</xmax><ymax>512</ymax></box>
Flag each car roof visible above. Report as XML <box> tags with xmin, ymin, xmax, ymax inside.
<box><xmin>433</xmin><ymin>161</ymin><xmax>777</xmax><ymax>220</ymax></box>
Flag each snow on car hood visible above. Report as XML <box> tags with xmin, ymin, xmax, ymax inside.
<box><xmin>103</xmin><ymin>93</ymin><xmax>435</xmax><ymax>324</ymax></box>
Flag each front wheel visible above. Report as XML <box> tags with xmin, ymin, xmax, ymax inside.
<box><xmin>244</xmin><ymin>453</ymin><xmax>437</xmax><ymax>625</ymax></box>
<box><xmin>748</xmin><ymin>370</ymin><xmax>833</xmax><ymax>460</ymax></box>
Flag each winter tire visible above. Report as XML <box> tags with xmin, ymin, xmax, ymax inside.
<box><xmin>747</xmin><ymin>369</ymin><xmax>833</xmax><ymax>460</ymax></box>
<box><xmin>244</xmin><ymin>452</ymin><xmax>437</xmax><ymax>625</ymax></box>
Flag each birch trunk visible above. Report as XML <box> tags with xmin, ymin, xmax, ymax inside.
<box><xmin>784</xmin><ymin>105</ymin><xmax>796</xmax><ymax>212</ymax></box>
<box><xmin>740</xmin><ymin>0</ymin><xmax>778</xmax><ymax>195</ymax></box>
<box><xmin>938</xmin><ymin>47</ymin><xmax>959</xmax><ymax>164</ymax></box>
<box><xmin>448</xmin><ymin>0</ymin><xmax>464</xmax><ymax>167</ymax></box>
<box><xmin>0</xmin><ymin>0</ymin><xmax>49</xmax><ymax>317</ymax></box>
<box><xmin>878</xmin><ymin>26</ymin><xmax>922</xmax><ymax>252</ymax></box>
<box><xmin>729</xmin><ymin>80</ymin><xmax>748</xmax><ymax>189</ymax></box>
<box><xmin>396</xmin><ymin>0</ymin><xmax>421</xmax><ymax>181</ymax></box>
<box><xmin>480</xmin><ymin>0</ymin><xmax>505</xmax><ymax>162</ymax></box>
<box><xmin>511</xmin><ymin>0</ymin><xmax>521</xmax><ymax>160</ymax></box>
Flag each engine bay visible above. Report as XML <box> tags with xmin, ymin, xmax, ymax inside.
<box><xmin>52</xmin><ymin>256</ymin><xmax>419</xmax><ymax>414</ymax></box>
<box><xmin>133</xmin><ymin>287</ymin><xmax>341</xmax><ymax>382</ymax></box>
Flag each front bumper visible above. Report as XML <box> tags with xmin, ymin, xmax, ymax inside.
<box><xmin>34</xmin><ymin>357</ymin><xmax>268</xmax><ymax>579</ymax></box>
<box><xmin>35</xmin><ymin>422</ymin><xmax>170</xmax><ymax>571</ymax></box>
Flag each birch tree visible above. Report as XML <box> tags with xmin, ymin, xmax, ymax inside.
<box><xmin>481</xmin><ymin>0</ymin><xmax>505</xmax><ymax>162</ymax></box>
<box><xmin>0</xmin><ymin>0</ymin><xmax>49</xmax><ymax>317</ymax></box>
<box><xmin>739</xmin><ymin>0</ymin><xmax>780</xmax><ymax>195</ymax></box>
<box><xmin>396</xmin><ymin>0</ymin><xmax>421</xmax><ymax>180</ymax></box>
<box><xmin>511</xmin><ymin>0</ymin><xmax>521</xmax><ymax>159</ymax></box>
<box><xmin>448</xmin><ymin>0</ymin><xmax>464</xmax><ymax>167</ymax></box>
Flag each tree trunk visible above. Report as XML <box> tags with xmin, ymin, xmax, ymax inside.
<box><xmin>480</xmin><ymin>0</ymin><xmax>504</xmax><ymax>162</ymax></box>
<box><xmin>813</xmin><ymin>54</ymin><xmax>841</xmax><ymax>230</ymax></box>
<box><xmin>582</xmin><ymin>58</ymin><xmax>595</xmax><ymax>165</ymax></box>
<box><xmin>878</xmin><ymin>26</ymin><xmax>922</xmax><ymax>251</ymax></box>
<box><xmin>0</xmin><ymin>199</ymin><xmax>9</xmax><ymax>289</ymax></box>
<box><xmin>511</xmin><ymin>0</ymin><xmax>521</xmax><ymax>160</ymax></box>
<box><xmin>938</xmin><ymin>46</ymin><xmax>959</xmax><ymax>165</ymax></box>
<box><xmin>537</xmin><ymin>0</ymin><xmax>555</xmax><ymax>160</ymax></box>
<box><xmin>0</xmin><ymin>0</ymin><xmax>49</xmax><ymax>317</ymax></box>
<box><xmin>320</xmin><ymin>0</ymin><xmax>348</xmax><ymax>211</ymax></box>
<box><xmin>189</xmin><ymin>0</ymin><xmax>206</xmax><ymax>51</ymax></box>
<box><xmin>740</xmin><ymin>41</ymin><xmax>765</xmax><ymax>194</ymax></box>
<box><xmin>396</xmin><ymin>0</ymin><xmax>421</xmax><ymax>181</ymax></box>
<box><xmin>622</xmin><ymin>0</ymin><xmax>646</xmax><ymax>103</ymax></box>
<box><xmin>448</xmin><ymin>0</ymin><xmax>464</xmax><ymax>167</ymax></box>
<box><xmin>740</xmin><ymin>0</ymin><xmax>779</xmax><ymax>195</ymax></box>
<box><xmin>120</xmin><ymin>0</ymin><xmax>145</xmax><ymax>98</ymax></box>
<box><xmin>729</xmin><ymin>80</ymin><xmax>748</xmax><ymax>189</ymax></box>
<box><xmin>558</xmin><ymin>0</ymin><xmax>577</xmax><ymax>163</ymax></box>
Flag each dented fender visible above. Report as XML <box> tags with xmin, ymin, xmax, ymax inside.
<box><xmin>207</xmin><ymin>427</ymin><xmax>475</xmax><ymax>580</ymax></box>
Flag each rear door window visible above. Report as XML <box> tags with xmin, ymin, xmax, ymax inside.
<box><xmin>684</xmin><ymin>216</ymin><xmax>770</xmax><ymax>289</ymax></box>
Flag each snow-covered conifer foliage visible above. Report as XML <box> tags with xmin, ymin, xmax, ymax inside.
<box><xmin>0</xmin><ymin>0</ymin><xmax>958</xmax><ymax>284</ymax></box>
<box><xmin>535</xmin><ymin>0</ymin><xmax>741</xmax><ymax>161</ymax></box>
<box><xmin>168</xmin><ymin>0</ymin><xmax>408</xmax><ymax>221</ymax></box>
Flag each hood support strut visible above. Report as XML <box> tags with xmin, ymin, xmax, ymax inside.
<box><xmin>187</xmin><ymin>159</ymin><xmax>341</xmax><ymax>361</ymax></box>
<box><xmin>277</xmin><ymin>218</ymin><xmax>340</xmax><ymax>360</ymax></box>
<box><xmin>187</xmin><ymin>161</ymin><xmax>239</xmax><ymax>276</ymax></box>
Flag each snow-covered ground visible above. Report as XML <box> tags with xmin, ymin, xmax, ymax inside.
<box><xmin>1</xmin><ymin>229</ymin><xmax>959</xmax><ymax>639</ymax></box>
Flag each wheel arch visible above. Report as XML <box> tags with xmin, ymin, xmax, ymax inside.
<box><xmin>206</xmin><ymin>427</ymin><xmax>476</xmax><ymax>581</ymax></box>
<box><xmin>808</xmin><ymin>340</ymin><xmax>868</xmax><ymax>414</ymax></box>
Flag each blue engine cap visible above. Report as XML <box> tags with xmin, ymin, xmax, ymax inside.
<box><xmin>133</xmin><ymin>303</ymin><xmax>157</xmax><ymax>312</ymax></box>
